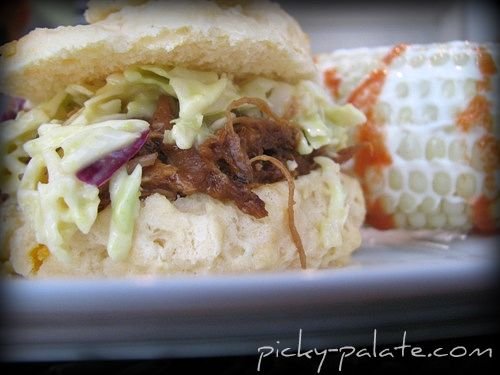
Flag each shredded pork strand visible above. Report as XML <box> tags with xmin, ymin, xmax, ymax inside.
<box><xmin>250</xmin><ymin>155</ymin><xmax>307</xmax><ymax>269</ymax></box>
<box><xmin>227</xmin><ymin>97</ymin><xmax>284</xmax><ymax>123</ymax></box>
<box><xmin>127</xmin><ymin>152</ymin><xmax>158</xmax><ymax>173</ymax></box>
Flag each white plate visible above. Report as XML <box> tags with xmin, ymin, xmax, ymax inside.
<box><xmin>1</xmin><ymin>232</ymin><xmax>498</xmax><ymax>362</ymax></box>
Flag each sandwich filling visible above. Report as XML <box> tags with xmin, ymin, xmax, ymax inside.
<box><xmin>0</xmin><ymin>66</ymin><xmax>365</xmax><ymax>265</ymax></box>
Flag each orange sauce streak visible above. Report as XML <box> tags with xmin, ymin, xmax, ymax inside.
<box><xmin>347</xmin><ymin>69</ymin><xmax>386</xmax><ymax>110</ymax></box>
<box><xmin>366</xmin><ymin>197</ymin><xmax>395</xmax><ymax>230</ymax></box>
<box><xmin>323</xmin><ymin>68</ymin><xmax>342</xmax><ymax>100</ymax></box>
<box><xmin>457</xmin><ymin>47</ymin><xmax>497</xmax><ymax>133</ymax></box>
<box><xmin>457</xmin><ymin>47</ymin><xmax>499</xmax><ymax>232</ymax></box>
<box><xmin>478</xmin><ymin>46</ymin><xmax>497</xmax><ymax>76</ymax></box>
<box><xmin>347</xmin><ymin>44</ymin><xmax>407</xmax><ymax>230</ymax></box>
<box><xmin>353</xmin><ymin>111</ymin><xmax>392</xmax><ymax>178</ymax></box>
<box><xmin>477</xmin><ymin>134</ymin><xmax>500</xmax><ymax>173</ymax></box>
<box><xmin>382</xmin><ymin>43</ymin><xmax>408</xmax><ymax>65</ymax></box>
<box><xmin>456</xmin><ymin>95</ymin><xmax>493</xmax><ymax>132</ymax></box>
<box><xmin>472</xmin><ymin>195</ymin><xmax>499</xmax><ymax>234</ymax></box>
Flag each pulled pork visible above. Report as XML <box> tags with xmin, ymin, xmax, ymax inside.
<box><xmin>99</xmin><ymin>95</ymin><xmax>355</xmax><ymax>219</ymax></box>
<box><xmin>136</xmin><ymin>96</ymin><xmax>319</xmax><ymax>219</ymax></box>
<box><xmin>98</xmin><ymin>95</ymin><xmax>358</xmax><ymax>269</ymax></box>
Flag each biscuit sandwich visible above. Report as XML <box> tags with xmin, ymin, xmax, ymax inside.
<box><xmin>0</xmin><ymin>0</ymin><xmax>366</xmax><ymax>277</ymax></box>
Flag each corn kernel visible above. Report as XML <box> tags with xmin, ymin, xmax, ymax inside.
<box><xmin>397</xmin><ymin>134</ymin><xmax>420</xmax><ymax>160</ymax></box>
<box><xmin>456</xmin><ymin>173</ymin><xmax>477</xmax><ymax>198</ymax></box>
<box><xmin>388</xmin><ymin>168</ymin><xmax>403</xmax><ymax>190</ymax></box>
<box><xmin>419</xmin><ymin>197</ymin><xmax>439</xmax><ymax>213</ymax></box>
<box><xmin>441</xmin><ymin>80</ymin><xmax>455</xmax><ymax>98</ymax></box>
<box><xmin>418</xmin><ymin>80</ymin><xmax>431</xmax><ymax>97</ymax></box>
<box><xmin>426</xmin><ymin>137</ymin><xmax>446</xmax><ymax>159</ymax></box>
<box><xmin>449</xmin><ymin>139</ymin><xmax>467</xmax><ymax>162</ymax></box>
<box><xmin>431</xmin><ymin>51</ymin><xmax>450</xmax><ymax>66</ymax></box>
<box><xmin>394</xmin><ymin>212</ymin><xmax>407</xmax><ymax>227</ymax></box>
<box><xmin>448</xmin><ymin>214</ymin><xmax>468</xmax><ymax>228</ymax></box>
<box><xmin>410</xmin><ymin>55</ymin><xmax>426</xmax><ymax>68</ymax></box>
<box><xmin>464</xmin><ymin>79</ymin><xmax>477</xmax><ymax>98</ymax></box>
<box><xmin>429</xmin><ymin>213</ymin><xmax>447</xmax><ymax>228</ymax></box>
<box><xmin>443</xmin><ymin>199</ymin><xmax>465</xmax><ymax>215</ymax></box>
<box><xmin>396</xmin><ymin>82</ymin><xmax>409</xmax><ymax>98</ymax></box>
<box><xmin>453</xmin><ymin>52</ymin><xmax>470</xmax><ymax>66</ymax></box>
<box><xmin>408</xmin><ymin>212</ymin><xmax>427</xmax><ymax>228</ymax></box>
<box><xmin>423</xmin><ymin>104</ymin><xmax>438</xmax><ymax>122</ymax></box>
<box><xmin>398</xmin><ymin>192</ymin><xmax>417</xmax><ymax>213</ymax></box>
<box><xmin>409</xmin><ymin>170</ymin><xmax>427</xmax><ymax>193</ymax></box>
<box><xmin>398</xmin><ymin>107</ymin><xmax>413</xmax><ymax>124</ymax></box>
<box><xmin>433</xmin><ymin>172</ymin><xmax>452</xmax><ymax>195</ymax></box>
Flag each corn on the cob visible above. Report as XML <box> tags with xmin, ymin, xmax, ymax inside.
<box><xmin>315</xmin><ymin>41</ymin><xmax>499</xmax><ymax>232</ymax></box>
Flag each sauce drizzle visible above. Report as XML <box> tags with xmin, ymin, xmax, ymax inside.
<box><xmin>347</xmin><ymin>43</ymin><xmax>407</xmax><ymax>229</ymax></box>
<box><xmin>457</xmin><ymin>46</ymin><xmax>499</xmax><ymax>232</ymax></box>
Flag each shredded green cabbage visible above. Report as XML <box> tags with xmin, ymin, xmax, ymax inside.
<box><xmin>314</xmin><ymin>156</ymin><xmax>348</xmax><ymax>248</ymax></box>
<box><xmin>1</xmin><ymin>64</ymin><xmax>365</xmax><ymax>263</ymax></box>
<box><xmin>107</xmin><ymin>165</ymin><xmax>142</xmax><ymax>261</ymax></box>
<box><xmin>18</xmin><ymin>119</ymin><xmax>148</xmax><ymax>262</ymax></box>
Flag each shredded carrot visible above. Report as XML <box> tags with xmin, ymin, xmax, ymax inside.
<box><xmin>29</xmin><ymin>244</ymin><xmax>50</xmax><ymax>274</ymax></box>
<box><xmin>324</xmin><ymin>68</ymin><xmax>342</xmax><ymax>100</ymax></box>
